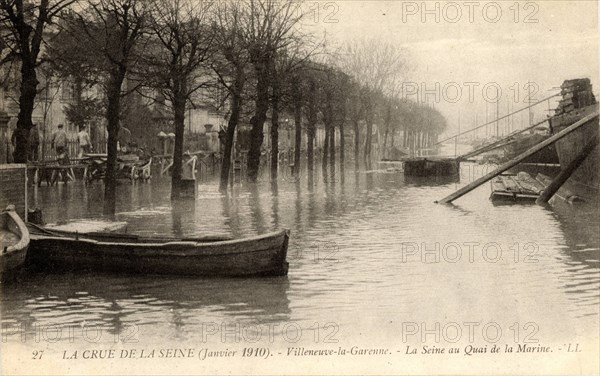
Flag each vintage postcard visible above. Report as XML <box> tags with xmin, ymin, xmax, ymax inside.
<box><xmin>1</xmin><ymin>0</ymin><xmax>598</xmax><ymax>375</ymax></box>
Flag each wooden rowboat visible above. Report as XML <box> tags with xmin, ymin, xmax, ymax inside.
<box><xmin>26</xmin><ymin>224</ymin><xmax>289</xmax><ymax>277</ymax></box>
<box><xmin>1</xmin><ymin>206</ymin><xmax>30</xmax><ymax>278</ymax></box>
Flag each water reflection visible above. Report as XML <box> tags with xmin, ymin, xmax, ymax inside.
<box><xmin>404</xmin><ymin>174</ymin><xmax>460</xmax><ymax>186</ymax></box>
<box><xmin>170</xmin><ymin>199</ymin><xmax>193</xmax><ymax>237</ymax></box>
<box><xmin>1</xmin><ymin>271</ymin><xmax>290</xmax><ymax>341</ymax></box>
<box><xmin>549</xmin><ymin>199</ymin><xmax>600</xmax><ymax>316</ymax></box>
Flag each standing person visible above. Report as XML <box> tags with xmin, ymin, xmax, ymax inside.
<box><xmin>77</xmin><ymin>125</ymin><xmax>92</xmax><ymax>158</ymax></box>
<box><xmin>51</xmin><ymin>123</ymin><xmax>68</xmax><ymax>164</ymax></box>
<box><xmin>28</xmin><ymin>123</ymin><xmax>40</xmax><ymax>162</ymax></box>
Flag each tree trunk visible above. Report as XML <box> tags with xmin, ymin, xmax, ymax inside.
<box><xmin>337</xmin><ymin>93</ymin><xmax>347</xmax><ymax>180</ymax></box>
<box><xmin>322</xmin><ymin>124</ymin><xmax>329</xmax><ymax>178</ymax></box>
<box><xmin>13</xmin><ymin>61</ymin><xmax>38</xmax><ymax>163</ymax></box>
<box><xmin>219</xmin><ymin>99</ymin><xmax>238</xmax><ymax>192</ymax></box>
<box><xmin>171</xmin><ymin>86</ymin><xmax>187</xmax><ymax>199</ymax></box>
<box><xmin>247</xmin><ymin>63</ymin><xmax>269</xmax><ymax>183</ymax></box>
<box><xmin>306</xmin><ymin>80</ymin><xmax>317</xmax><ymax>185</ymax></box>
<box><xmin>219</xmin><ymin>68</ymin><xmax>245</xmax><ymax>192</ymax></box>
<box><xmin>329</xmin><ymin>123</ymin><xmax>335</xmax><ymax>181</ymax></box>
<box><xmin>307</xmin><ymin>126</ymin><xmax>314</xmax><ymax>186</ymax></box>
<box><xmin>364</xmin><ymin>104</ymin><xmax>373</xmax><ymax>162</ymax></box>
<box><xmin>270</xmin><ymin>83</ymin><xmax>280</xmax><ymax>181</ymax></box>
<box><xmin>340</xmin><ymin>120</ymin><xmax>346</xmax><ymax>169</ymax></box>
<box><xmin>382</xmin><ymin>103</ymin><xmax>391</xmax><ymax>159</ymax></box>
<box><xmin>383</xmin><ymin>127</ymin><xmax>389</xmax><ymax>157</ymax></box>
<box><xmin>104</xmin><ymin>67</ymin><xmax>126</xmax><ymax>215</ymax></box>
<box><xmin>322</xmin><ymin>88</ymin><xmax>334</xmax><ymax>180</ymax></box>
<box><xmin>293</xmin><ymin>85</ymin><xmax>302</xmax><ymax>176</ymax></box>
<box><xmin>339</xmin><ymin>119</ymin><xmax>345</xmax><ymax>179</ymax></box>
<box><xmin>353</xmin><ymin>119</ymin><xmax>360</xmax><ymax>170</ymax></box>
<box><xmin>364</xmin><ymin>123</ymin><xmax>371</xmax><ymax>161</ymax></box>
<box><xmin>73</xmin><ymin>78</ymin><xmax>85</xmax><ymax>128</ymax></box>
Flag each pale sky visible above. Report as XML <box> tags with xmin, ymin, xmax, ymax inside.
<box><xmin>307</xmin><ymin>0</ymin><xmax>599</xmax><ymax>137</ymax></box>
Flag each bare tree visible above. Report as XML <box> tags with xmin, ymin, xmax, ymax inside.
<box><xmin>269</xmin><ymin>40</ymin><xmax>317</xmax><ymax>182</ymax></box>
<box><xmin>346</xmin><ymin>79</ymin><xmax>364</xmax><ymax>170</ymax></box>
<box><xmin>144</xmin><ymin>0</ymin><xmax>215</xmax><ymax>198</ymax></box>
<box><xmin>305</xmin><ymin>75</ymin><xmax>317</xmax><ymax>185</ymax></box>
<box><xmin>290</xmin><ymin>68</ymin><xmax>303</xmax><ymax>176</ymax></box>
<box><xmin>213</xmin><ymin>1</ymin><xmax>249</xmax><ymax>192</ymax></box>
<box><xmin>240</xmin><ymin>0</ymin><xmax>303</xmax><ymax>183</ymax></box>
<box><xmin>63</xmin><ymin>0</ymin><xmax>151</xmax><ymax>214</ymax></box>
<box><xmin>334</xmin><ymin>71</ymin><xmax>350</xmax><ymax>180</ymax></box>
<box><xmin>316</xmin><ymin>65</ymin><xmax>346</xmax><ymax>181</ymax></box>
<box><xmin>0</xmin><ymin>0</ymin><xmax>76</xmax><ymax>163</ymax></box>
<box><xmin>340</xmin><ymin>38</ymin><xmax>408</xmax><ymax>165</ymax></box>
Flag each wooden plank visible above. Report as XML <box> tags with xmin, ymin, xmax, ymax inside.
<box><xmin>499</xmin><ymin>175</ymin><xmax>521</xmax><ymax>193</ymax></box>
<box><xmin>515</xmin><ymin>172</ymin><xmax>545</xmax><ymax>193</ymax></box>
<box><xmin>436</xmin><ymin>111</ymin><xmax>598</xmax><ymax>204</ymax></box>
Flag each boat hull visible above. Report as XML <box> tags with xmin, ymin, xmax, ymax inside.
<box><xmin>504</xmin><ymin>134</ymin><xmax>560</xmax><ymax>164</ymax></box>
<box><xmin>550</xmin><ymin>103</ymin><xmax>599</xmax><ymax>200</ymax></box>
<box><xmin>0</xmin><ymin>208</ymin><xmax>29</xmax><ymax>277</ymax></box>
<box><xmin>26</xmin><ymin>230</ymin><xmax>290</xmax><ymax>277</ymax></box>
<box><xmin>403</xmin><ymin>158</ymin><xmax>460</xmax><ymax>177</ymax></box>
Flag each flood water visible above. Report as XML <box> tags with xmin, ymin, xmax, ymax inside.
<box><xmin>2</xmin><ymin>162</ymin><xmax>599</xmax><ymax>374</ymax></box>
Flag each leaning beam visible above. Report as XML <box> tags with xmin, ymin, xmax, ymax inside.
<box><xmin>436</xmin><ymin>111</ymin><xmax>598</xmax><ymax>204</ymax></box>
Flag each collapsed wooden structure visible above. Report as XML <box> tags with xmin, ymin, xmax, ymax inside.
<box><xmin>437</xmin><ymin>111</ymin><xmax>599</xmax><ymax>204</ymax></box>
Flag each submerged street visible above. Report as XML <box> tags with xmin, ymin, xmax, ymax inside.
<box><xmin>2</xmin><ymin>163</ymin><xmax>598</xmax><ymax>374</ymax></box>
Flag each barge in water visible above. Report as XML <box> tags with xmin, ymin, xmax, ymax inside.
<box><xmin>548</xmin><ymin>78</ymin><xmax>599</xmax><ymax>201</ymax></box>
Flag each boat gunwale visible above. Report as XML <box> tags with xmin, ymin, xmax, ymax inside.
<box><xmin>29</xmin><ymin>229</ymin><xmax>290</xmax><ymax>256</ymax></box>
<box><xmin>1</xmin><ymin>209</ymin><xmax>29</xmax><ymax>255</ymax></box>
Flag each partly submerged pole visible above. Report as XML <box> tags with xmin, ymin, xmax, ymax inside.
<box><xmin>536</xmin><ymin>135</ymin><xmax>598</xmax><ymax>204</ymax></box>
<box><xmin>436</xmin><ymin>111</ymin><xmax>598</xmax><ymax>204</ymax></box>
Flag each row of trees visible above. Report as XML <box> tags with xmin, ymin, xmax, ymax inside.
<box><xmin>1</xmin><ymin>0</ymin><xmax>447</xmax><ymax>210</ymax></box>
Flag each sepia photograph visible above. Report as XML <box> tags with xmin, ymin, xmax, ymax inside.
<box><xmin>0</xmin><ymin>0</ymin><xmax>598</xmax><ymax>374</ymax></box>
